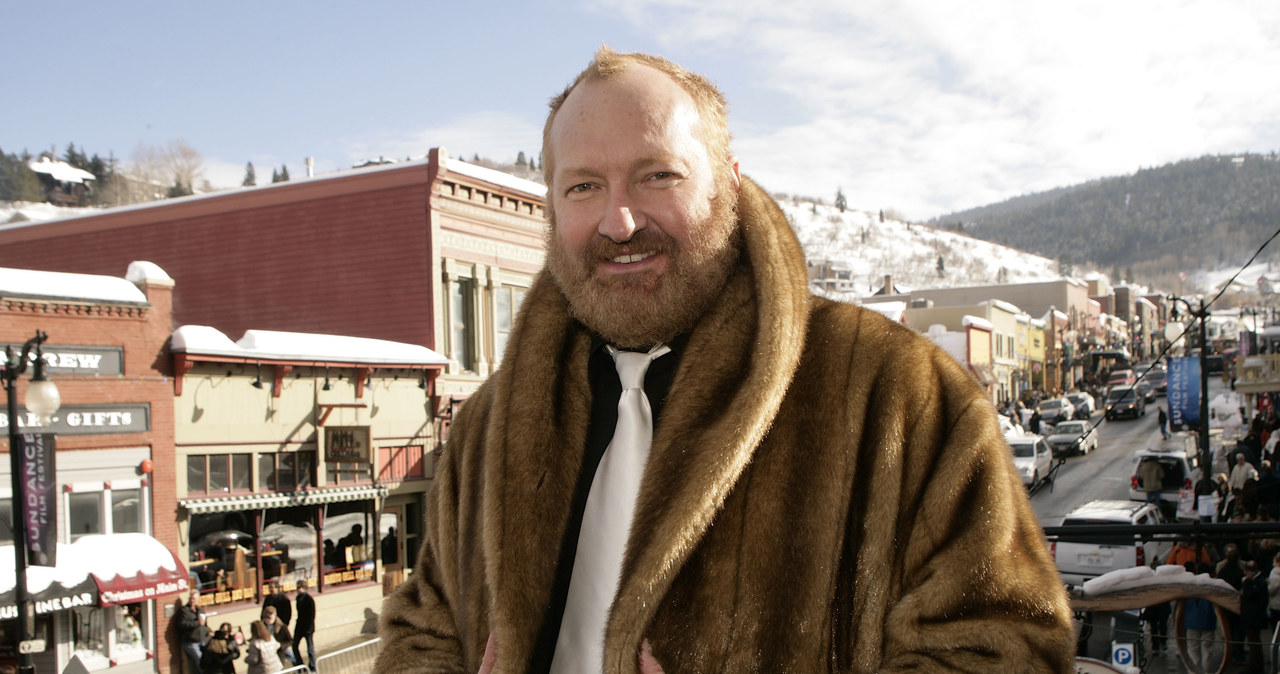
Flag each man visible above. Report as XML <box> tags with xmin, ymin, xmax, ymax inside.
<box><xmin>262</xmin><ymin>581</ymin><xmax>293</xmax><ymax>633</ymax></box>
<box><xmin>377</xmin><ymin>47</ymin><xmax>1074</xmax><ymax>672</ymax></box>
<box><xmin>1158</xmin><ymin>406</ymin><xmax>1169</xmax><ymax>439</ymax></box>
<box><xmin>175</xmin><ymin>590</ymin><xmax>209</xmax><ymax>673</ymax></box>
<box><xmin>1138</xmin><ymin>458</ymin><xmax>1166</xmax><ymax>504</ymax></box>
<box><xmin>261</xmin><ymin>604</ymin><xmax>295</xmax><ymax>665</ymax></box>
<box><xmin>1230</xmin><ymin>451</ymin><xmax>1260</xmax><ymax>495</ymax></box>
<box><xmin>293</xmin><ymin>579</ymin><xmax>318</xmax><ymax>671</ymax></box>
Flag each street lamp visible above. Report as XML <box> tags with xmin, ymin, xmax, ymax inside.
<box><xmin>1170</xmin><ymin>297</ymin><xmax>1212</xmax><ymax>477</ymax></box>
<box><xmin>4</xmin><ymin>330</ymin><xmax>61</xmax><ymax>674</ymax></box>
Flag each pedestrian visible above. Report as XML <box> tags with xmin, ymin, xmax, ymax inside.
<box><xmin>293</xmin><ymin>578</ymin><xmax>317</xmax><ymax>671</ymax></box>
<box><xmin>1030</xmin><ymin>409</ymin><xmax>1042</xmax><ymax>435</ymax></box>
<box><xmin>244</xmin><ymin>619</ymin><xmax>283</xmax><ymax>674</ymax></box>
<box><xmin>175</xmin><ymin>590</ymin><xmax>210</xmax><ymax>674</ymax></box>
<box><xmin>374</xmin><ymin>46</ymin><xmax>1074</xmax><ymax>672</ymax></box>
<box><xmin>1183</xmin><ymin>563</ymin><xmax>1219</xmax><ymax>672</ymax></box>
<box><xmin>1158</xmin><ymin>406</ymin><xmax>1169</xmax><ymax>439</ymax></box>
<box><xmin>1268</xmin><ymin>555</ymin><xmax>1280</xmax><ymax>625</ymax></box>
<box><xmin>1140</xmin><ymin>599</ymin><xmax>1170</xmax><ymax>655</ymax></box>
<box><xmin>198</xmin><ymin>622</ymin><xmax>240</xmax><ymax>674</ymax></box>
<box><xmin>260</xmin><ymin>605</ymin><xmax>294</xmax><ymax>665</ymax></box>
<box><xmin>1138</xmin><ymin>458</ymin><xmax>1166</xmax><ymax>504</ymax></box>
<box><xmin>262</xmin><ymin>581</ymin><xmax>292</xmax><ymax>633</ymax></box>
<box><xmin>1241</xmin><ymin>561</ymin><xmax>1269</xmax><ymax>672</ymax></box>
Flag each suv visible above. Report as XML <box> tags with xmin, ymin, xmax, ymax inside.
<box><xmin>1053</xmin><ymin>500</ymin><xmax>1172</xmax><ymax>586</ymax></box>
<box><xmin>1104</xmin><ymin>386</ymin><xmax>1146</xmax><ymax>420</ymax></box>
<box><xmin>1127</xmin><ymin>433</ymin><xmax>1201</xmax><ymax>515</ymax></box>
<box><xmin>1045</xmin><ymin>420</ymin><xmax>1098</xmax><ymax>457</ymax></box>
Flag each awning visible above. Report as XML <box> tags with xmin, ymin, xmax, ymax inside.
<box><xmin>968</xmin><ymin>363</ymin><xmax>996</xmax><ymax>386</ymax></box>
<box><xmin>1</xmin><ymin>533</ymin><xmax>189</xmax><ymax>618</ymax></box>
<box><xmin>178</xmin><ymin>484</ymin><xmax>388</xmax><ymax>514</ymax></box>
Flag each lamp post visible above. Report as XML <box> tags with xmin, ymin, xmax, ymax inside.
<box><xmin>4</xmin><ymin>330</ymin><xmax>61</xmax><ymax>674</ymax></box>
<box><xmin>1171</xmin><ymin>298</ymin><xmax>1211</xmax><ymax>476</ymax></box>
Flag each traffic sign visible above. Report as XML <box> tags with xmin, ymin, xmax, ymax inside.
<box><xmin>19</xmin><ymin>638</ymin><xmax>46</xmax><ymax>654</ymax></box>
<box><xmin>1111</xmin><ymin>642</ymin><xmax>1134</xmax><ymax>667</ymax></box>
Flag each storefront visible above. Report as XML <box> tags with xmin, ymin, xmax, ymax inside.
<box><xmin>171</xmin><ymin>325</ymin><xmax>446</xmax><ymax>645</ymax></box>
<box><xmin>2</xmin><ymin>262</ymin><xmax>182</xmax><ymax>672</ymax></box>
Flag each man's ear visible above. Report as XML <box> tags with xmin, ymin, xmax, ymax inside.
<box><xmin>729</xmin><ymin>157</ymin><xmax>741</xmax><ymax>192</ymax></box>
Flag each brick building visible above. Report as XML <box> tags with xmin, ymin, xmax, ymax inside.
<box><xmin>2</xmin><ymin>263</ymin><xmax>181</xmax><ymax>673</ymax></box>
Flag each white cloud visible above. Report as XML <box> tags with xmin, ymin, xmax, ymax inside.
<box><xmin>595</xmin><ymin>0</ymin><xmax>1280</xmax><ymax>219</ymax></box>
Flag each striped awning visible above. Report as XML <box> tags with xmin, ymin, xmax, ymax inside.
<box><xmin>179</xmin><ymin>485</ymin><xmax>387</xmax><ymax>514</ymax></box>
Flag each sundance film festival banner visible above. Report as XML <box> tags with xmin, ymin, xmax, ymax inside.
<box><xmin>1167</xmin><ymin>356</ymin><xmax>1201</xmax><ymax>429</ymax></box>
<box><xmin>19</xmin><ymin>433</ymin><xmax>57</xmax><ymax>567</ymax></box>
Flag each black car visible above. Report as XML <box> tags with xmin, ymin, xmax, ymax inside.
<box><xmin>1105</xmin><ymin>387</ymin><xmax>1146</xmax><ymax>420</ymax></box>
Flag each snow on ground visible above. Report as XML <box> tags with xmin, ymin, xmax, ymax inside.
<box><xmin>0</xmin><ymin>200</ymin><xmax>99</xmax><ymax>224</ymax></box>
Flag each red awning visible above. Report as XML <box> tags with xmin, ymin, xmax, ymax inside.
<box><xmin>1</xmin><ymin>534</ymin><xmax>189</xmax><ymax>615</ymax></box>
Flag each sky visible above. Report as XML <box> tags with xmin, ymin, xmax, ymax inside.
<box><xmin>3</xmin><ymin>0</ymin><xmax>1279</xmax><ymax>221</ymax></box>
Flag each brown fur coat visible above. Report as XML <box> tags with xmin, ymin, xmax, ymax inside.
<box><xmin>377</xmin><ymin>178</ymin><xmax>1075</xmax><ymax>672</ymax></box>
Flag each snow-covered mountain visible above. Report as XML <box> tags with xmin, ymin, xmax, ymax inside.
<box><xmin>776</xmin><ymin>196</ymin><xmax>1062</xmax><ymax>300</ymax></box>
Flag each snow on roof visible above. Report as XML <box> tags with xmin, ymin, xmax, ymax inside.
<box><xmin>962</xmin><ymin>315</ymin><xmax>993</xmax><ymax>330</ymax></box>
<box><xmin>1081</xmin><ymin>564</ymin><xmax>1234</xmax><ymax>596</ymax></box>
<box><xmin>980</xmin><ymin>298</ymin><xmax>1022</xmax><ymax>315</ymax></box>
<box><xmin>446</xmin><ymin>157</ymin><xmax>547</xmax><ymax>198</ymax></box>
<box><xmin>861</xmin><ymin>300</ymin><xmax>906</xmax><ymax>321</ymax></box>
<box><xmin>27</xmin><ymin>156</ymin><xmax>96</xmax><ymax>184</ymax></box>
<box><xmin>0</xmin><ymin>533</ymin><xmax>182</xmax><ymax>595</ymax></box>
<box><xmin>172</xmin><ymin>325</ymin><xmax>449</xmax><ymax>366</ymax></box>
<box><xmin>125</xmin><ymin>260</ymin><xmax>174</xmax><ymax>286</ymax></box>
<box><xmin>0</xmin><ymin>265</ymin><xmax>149</xmax><ymax>304</ymax></box>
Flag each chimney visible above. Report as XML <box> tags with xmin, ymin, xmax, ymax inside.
<box><xmin>306</xmin><ymin>157</ymin><xmax>315</xmax><ymax>178</ymax></box>
<box><xmin>883</xmin><ymin>275</ymin><xmax>894</xmax><ymax>294</ymax></box>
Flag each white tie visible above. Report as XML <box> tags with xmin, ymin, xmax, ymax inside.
<box><xmin>551</xmin><ymin>343</ymin><xmax>671</xmax><ymax>674</ymax></box>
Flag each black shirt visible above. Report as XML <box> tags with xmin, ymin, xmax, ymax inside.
<box><xmin>528</xmin><ymin>335</ymin><xmax>684</xmax><ymax>672</ymax></box>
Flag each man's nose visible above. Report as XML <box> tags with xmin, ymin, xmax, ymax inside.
<box><xmin>598</xmin><ymin>192</ymin><xmax>643</xmax><ymax>243</ymax></box>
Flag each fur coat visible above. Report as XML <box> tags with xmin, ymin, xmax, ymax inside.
<box><xmin>377</xmin><ymin>178</ymin><xmax>1075</xmax><ymax>672</ymax></box>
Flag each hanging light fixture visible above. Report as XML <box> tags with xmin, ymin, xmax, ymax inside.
<box><xmin>251</xmin><ymin>363</ymin><xmax>264</xmax><ymax>389</ymax></box>
<box><xmin>322</xmin><ymin>365</ymin><xmax>332</xmax><ymax>391</ymax></box>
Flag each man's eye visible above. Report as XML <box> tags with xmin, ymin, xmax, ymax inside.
<box><xmin>650</xmin><ymin>172</ymin><xmax>674</xmax><ymax>181</ymax></box>
<box><xmin>568</xmin><ymin>183</ymin><xmax>594</xmax><ymax>193</ymax></box>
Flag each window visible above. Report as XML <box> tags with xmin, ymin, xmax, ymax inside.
<box><xmin>448</xmin><ymin>276</ymin><xmax>475</xmax><ymax>371</ymax></box>
<box><xmin>259</xmin><ymin>451</ymin><xmax>316</xmax><ymax>492</ymax></box>
<box><xmin>69</xmin><ymin>492</ymin><xmax>104</xmax><ymax>540</ymax></box>
<box><xmin>322</xmin><ymin>502</ymin><xmax>374</xmax><ymax>587</ymax></box>
<box><xmin>378</xmin><ymin>445</ymin><xmax>426</xmax><ymax>482</ymax></box>
<box><xmin>404</xmin><ymin>500</ymin><xmax>422</xmax><ymax>570</ymax></box>
<box><xmin>188</xmin><ymin>454</ymin><xmax>252</xmax><ymax>495</ymax></box>
<box><xmin>111</xmin><ymin>489</ymin><xmax>143</xmax><ymax>534</ymax></box>
<box><xmin>70</xmin><ymin>603</ymin><xmax>148</xmax><ymax>667</ymax></box>
<box><xmin>494</xmin><ymin>285</ymin><xmax>527</xmax><ymax>362</ymax></box>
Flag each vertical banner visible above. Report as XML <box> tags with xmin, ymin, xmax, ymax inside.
<box><xmin>18</xmin><ymin>433</ymin><xmax>57</xmax><ymax>567</ymax></box>
<box><xmin>1167</xmin><ymin>356</ymin><xmax>1200</xmax><ymax>428</ymax></box>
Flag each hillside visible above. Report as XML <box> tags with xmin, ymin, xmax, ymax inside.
<box><xmin>777</xmin><ymin>196</ymin><xmax>1061</xmax><ymax>298</ymax></box>
<box><xmin>929</xmin><ymin>152</ymin><xmax>1280</xmax><ymax>293</ymax></box>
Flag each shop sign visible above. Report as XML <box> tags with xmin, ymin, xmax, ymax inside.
<box><xmin>325</xmin><ymin>426</ymin><xmax>371</xmax><ymax>463</ymax></box>
<box><xmin>1</xmin><ymin>404</ymin><xmax>151</xmax><ymax>435</ymax></box>
<box><xmin>2</xmin><ymin>344</ymin><xmax>124</xmax><ymax>376</ymax></box>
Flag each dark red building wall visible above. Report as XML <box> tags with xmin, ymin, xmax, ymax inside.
<box><xmin>0</xmin><ymin>170</ymin><xmax>438</xmax><ymax>349</ymax></box>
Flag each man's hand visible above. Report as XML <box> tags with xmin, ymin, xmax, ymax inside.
<box><xmin>479</xmin><ymin>633</ymin><xmax>496</xmax><ymax>674</ymax></box>
<box><xmin>639</xmin><ymin>640</ymin><xmax>665</xmax><ymax>674</ymax></box>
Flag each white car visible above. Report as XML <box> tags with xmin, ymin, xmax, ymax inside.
<box><xmin>1045</xmin><ymin>420</ymin><xmax>1098</xmax><ymax>457</ymax></box>
<box><xmin>1052</xmin><ymin>500</ymin><xmax>1171</xmax><ymax>586</ymax></box>
<box><xmin>1009</xmin><ymin>435</ymin><xmax>1053</xmax><ymax>488</ymax></box>
<box><xmin>1065</xmin><ymin>392</ymin><xmax>1096</xmax><ymax>419</ymax></box>
<box><xmin>1037</xmin><ymin>396</ymin><xmax>1075</xmax><ymax>425</ymax></box>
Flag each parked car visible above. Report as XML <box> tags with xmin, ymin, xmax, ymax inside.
<box><xmin>1065</xmin><ymin>392</ymin><xmax>1096</xmax><ymax>419</ymax></box>
<box><xmin>1107</xmin><ymin>369</ymin><xmax>1137</xmax><ymax>388</ymax></box>
<box><xmin>1052</xmin><ymin>500</ymin><xmax>1172</xmax><ymax>586</ymax></box>
<box><xmin>1046</xmin><ymin>420</ymin><xmax>1098</xmax><ymax>457</ymax></box>
<box><xmin>1128</xmin><ymin>435</ymin><xmax>1201</xmax><ymax>514</ymax></box>
<box><xmin>1104</xmin><ymin>386</ymin><xmax>1146</xmax><ymax>420</ymax></box>
<box><xmin>1009</xmin><ymin>435</ymin><xmax>1053</xmax><ymax>488</ymax></box>
<box><xmin>1037</xmin><ymin>396</ymin><xmax>1075</xmax><ymax>425</ymax></box>
<box><xmin>1135</xmin><ymin>380</ymin><xmax>1156</xmax><ymax>404</ymax></box>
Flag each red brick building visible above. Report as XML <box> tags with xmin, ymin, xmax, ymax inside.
<box><xmin>2</xmin><ymin>263</ymin><xmax>182</xmax><ymax>673</ymax></box>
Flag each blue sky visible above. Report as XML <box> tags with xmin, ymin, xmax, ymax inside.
<box><xmin>4</xmin><ymin>0</ymin><xmax>1279</xmax><ymax>220</ymax></box>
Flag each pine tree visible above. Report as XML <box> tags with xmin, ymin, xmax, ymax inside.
<box><xmin>271</xmin><ymin>168</ymin><xmax>280</xmax><ymax>183</ymax></box>
<box><xmin>936</xmin><ymin>255</ymin><xmax>945</xmax><ymax>277</ymax></box>
<box><xmin>279</xmin><ymin>164</ymin><xmax>290</xmax><ymax>182</ymax></box>
<box><xmin>835</xmin><ymin>188</ymin><xmax>847</xmax><ymax>213</ymax></box>
<box><xmin>243</xmin><ymin>162</ymin><xmax>257</xmax><ymax>187</ymax></box>
<box><xmin>0</xmin><ymin>149</ymin><xmax>45</xmax><ymax>202</ymax></box>
<box><xmin>516</xmin><ymin>151</ymin><xmax>527</xmax><ymax>168</ymax></box>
